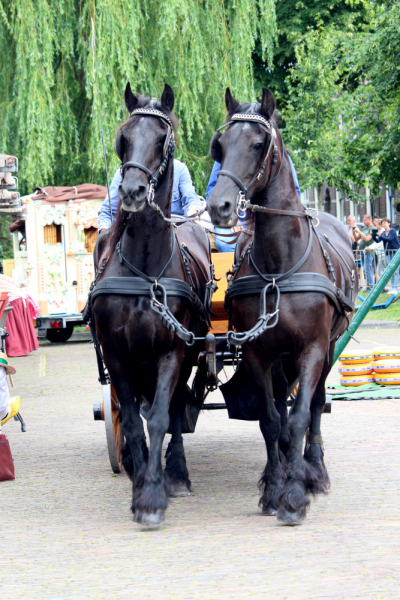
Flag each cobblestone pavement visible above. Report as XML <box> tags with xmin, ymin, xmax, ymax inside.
<box><xmin>1</xmin><ymin>329</ymin><xmax>400</xmax><ymax>600</ymax></box>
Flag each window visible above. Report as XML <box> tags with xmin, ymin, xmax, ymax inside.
<box><xmin>84</xmin><ymin>227</ymin><xmax>98</xmax><ymax>253</ymax></box>
<box><xmin>301</xmin><ymin>189</ymin><xmax>309</xmax><ymax>207</ymax></box>
<box><xmin>44</xmin><ymin>224</ymin><xmax>62</xmax><ymax>245</ymax></box>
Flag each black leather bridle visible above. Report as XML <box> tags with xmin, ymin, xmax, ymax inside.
<box><xmin>214</xmin><ymin>113</ymin><xmax>278</xmax><ymax>217</ymax></box>
<box><xmin>119</xmin><ymin>107</ymin><xmax>175</xmax><ymax>190</ymax></box>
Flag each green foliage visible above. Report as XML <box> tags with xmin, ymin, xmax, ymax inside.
<box><xmin>282</xmin><ymin>1</ymin><xmax>400</xmax><ymax>200</ymax></box>
<box><xmin>0</xmin><ymin>0</ymin><xmax>276</xmax><ymax>197</ymax></box>
<box><xmin>0</xmin><ymin>215</ymin><xmax>13</xmax><ymax>259</ymax></box>
<box><xmin>254</xmin><ymin>0</ymin><xmax>367</xmax><ymax>105</ymax></box>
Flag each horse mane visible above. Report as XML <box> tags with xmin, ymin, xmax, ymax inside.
<box><xmin>107</xmin><ymin>94</ymin><xmax>178</xmax><ymax>253</ymax></box>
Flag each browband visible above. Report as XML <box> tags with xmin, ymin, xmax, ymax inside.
<box><xmin>130</xmin><ymin>108</ymin><xmax>173</xmax><ymax>129</ymax></box>
<box><xmin>217</xmin><ymin>113</ymin><xmax>272</xmax><ymax>132</ymax></box>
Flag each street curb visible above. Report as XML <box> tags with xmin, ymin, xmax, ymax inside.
<box><xmin>359</xmin><ymin>320</ymin><xmax>400</xmax><ymax>329</ymax></box>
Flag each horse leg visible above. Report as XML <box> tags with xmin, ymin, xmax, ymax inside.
<box><xmin>303</xmin><ymin>347</ymin><xmax>333</xmax><ymax>494</ymax></box>
<box><xmin>132</xmin><ymin>352</ymin><xmax>182</xmax><ymax>526</ymax></box>
<box><xmin>103</xmin><ymin>361</ymin><xmax>148</xmax><ymax>482</ymax></box>
<box><xmin>272</xmin><ymin>360</ymin><xmax>290</xmax><ymax>455</ymax></box>
<box><xmin>277</xmin><ymin>345</ymin><xmax>327</xmax><ymax>524</ymax></box>
<box><xmin>245</xmin><ymin>351</ymin><xmax>286</xmax><ymax>515</ymax></box>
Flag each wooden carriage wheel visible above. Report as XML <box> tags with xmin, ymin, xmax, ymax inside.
<box><xmin>102</xmin><ymin>383</ymin><xmax>124</xmax><ymax>473</ymax></box>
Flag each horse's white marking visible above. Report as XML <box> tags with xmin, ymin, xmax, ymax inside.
<box><xmin>242</xmin><ymin>123</ymin><xmax>251</xmax><ymax>131</ymax></box>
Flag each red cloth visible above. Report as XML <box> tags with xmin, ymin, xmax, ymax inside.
<box><xmin>5</xmin><ymin>298</ymin><xmax>39</xmax><ymax>357</ymax></box>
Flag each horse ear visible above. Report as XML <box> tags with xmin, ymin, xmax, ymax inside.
<box><xmin>115</xmin><ymin>129</ymin><xmax>124</xmax><ymax>161</ymax></box>
<box><xmin>260</xmin><ymin>87</ymin><xmax>275</xmax><ymax>119</ymax></box>
<box><xmin>124</xmin><ymin>82</ymin><xmax>138</xmax><ymax>114</ymax></box>
<box><xmin>161</xmin><ymin>83</ymin><xmax>175</xmax><ymax>113</ymax></box>
<box><xmin>225</xmin><ymin>88</ymin><xmax>240</xmax><ymax>115</ymax></box>
<box><xmin>209</xmin><ymin>132</ymin><xmax>222</xmax><ymax>163</ymax></box>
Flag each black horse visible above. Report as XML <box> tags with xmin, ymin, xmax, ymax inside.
<box><xmin>207</xmin><ymin>88</ymin><xmax>357</xmax><ymax>523</ymax></box>
<box><xmin>91</xmin><ymin>84</ymin><xmax>213</xmax><ymax>525</ymax></box>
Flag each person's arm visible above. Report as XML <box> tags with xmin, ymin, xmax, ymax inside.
<box><xmin>354</xmin><ymin>227</ymin><xmax>373</xmax><ymax>243</ymax></box>
<box><xmin>206</xmin><ymin>162</ymin><xmax>221</xmax><ymax>201</ymax></box>
<box><xmin>97</xmin><ymin>168</ymin><xmax>122</xmax><ymax>231</ymax></box>
<box><xmin>287</xmin><ymin>154</ymin><xmax>301</xmax><ymax>199</ymax></box>
<box><xmin>178</xmin><ymin>163</ymin><xmax>203</xmax><ymax>217</ymax></box>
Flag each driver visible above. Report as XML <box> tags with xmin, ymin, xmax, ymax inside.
<box><xmin>97</xmin><ymin>160</ymin><xmax>203</xmax><ymax>233</ymax></box>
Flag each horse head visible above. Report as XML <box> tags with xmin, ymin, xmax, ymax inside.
<box><xmin>115</xmin><ymin>83</ymin><xmax>176</xmax><ymax>214</ymax></box>
<box><xmin>207</xmin><ymin>87</ymin><xmax>278</xmax><ymax>227</ymax></box>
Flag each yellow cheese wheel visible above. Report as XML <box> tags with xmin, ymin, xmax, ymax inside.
<box><xmin>340</xmin><ymin>375</ymin><xmax>375</xmax><ymax>387</ymax></box>
<box><xmin>373</xmin><ymin>347</ymin><xmax>400</xmax><ymax>361</ymax></box>
<box><xmin>373</xmin><ymin>361</ymin><xmax>400</xmax><ymax>374</ymax></box>
<box><xmin>339</xmin><ymin>349</ymin><xmax>374</xmax><ymax>364</ymax></box>
<box><xmin>338</xmin><ymin>363</ymin><xmax>373</xmax><ymax>376</ymax></box>
<box><xmin>374</xmin><ymin>373</ymin><xmax>400</xmax><ymax>385</ymax></box>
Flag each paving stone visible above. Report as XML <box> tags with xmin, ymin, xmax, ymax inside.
<box><xmin>1</xmin><ymin>330</ymin><xmax>399</xmax><ymax>599</ymax></box>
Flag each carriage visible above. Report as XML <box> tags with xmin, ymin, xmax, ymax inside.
<box><xmin>93</xmin><ymin>248</ymin><xmax>332</xmax><ymax>474</ymax></box>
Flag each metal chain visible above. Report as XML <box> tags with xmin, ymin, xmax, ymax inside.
<box><xmin>226</xmin><ymin>282</ymin><xmax>280</xmax><ymax>346</ymax></box>
<box><xmin>149</xmin><ymin>282</ymin><xmax>196</xmax><ymax>346</ymax></box>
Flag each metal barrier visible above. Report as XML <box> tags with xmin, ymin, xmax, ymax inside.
<box><xmin>353</xmin><ymin>249</ymin><xmax>400</xmax><ymax>294</ymax></box>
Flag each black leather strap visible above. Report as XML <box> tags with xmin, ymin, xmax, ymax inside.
<box><xmin>225</xmin><ymin>272</ymin><xmax>355</xmax><ymax>315</ymax></box>
<box><xmin>92</xmin><ymin>276</ymin><xmax>197</xmax><ymax>304</ymax></box>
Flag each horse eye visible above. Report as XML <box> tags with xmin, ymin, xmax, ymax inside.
<box><xmin>254</xmin><ymin>143</ymin><xmax>263</xmax><ymax>151</ymax></box>
<box><xmin>158</xmin><ymin>135</ymin><xmax>167</xmax><ymax>146</ymax></box>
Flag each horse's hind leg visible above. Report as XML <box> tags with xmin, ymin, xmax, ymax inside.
<box><xmin>165</xmin><ymin>410</ymin><xmax>191</xmax><ymax>497</ymax></box>
<box><xmin>132</xmin><ymin>352</ymin><xmax>183</xmax><ymax>526</ymax></box>
<box><xmin>165</xmin><ymin>353</ymin><xmax>195</xmax><ymax>497</ymax></box>
<box><xmin>303</xmin><ymin>348</ymin><xmax>333</xmax><ymax>494</ymax></box>
<box><xmin>277</xmin><ymin>345</ymin><xmax>327</xmax><ymax>524</ymax></box>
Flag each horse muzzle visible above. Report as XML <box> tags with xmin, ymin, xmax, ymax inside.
<box><xmin>207</xmin><ymin>197</ymin><xmax>238</xmax><ymax>228</ymax></box>
<box><xmin>119</xmin><ymin>184</ymin><xmax>147</xmax><ymax>213</ymax></box>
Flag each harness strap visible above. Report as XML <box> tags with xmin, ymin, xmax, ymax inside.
<box><xmin>225</xmin><ymin>273</ymin><xmax>355</xmax><ymax>315</ymax></box>
<box><xmin>116</xmin><ymin>231</ymin><xmax>175</xmax><ymax>284</ymax></box>
<box><xmin>249</xmin><ymin>218</ymin><xmax>314</xmax><ymax>284</ymax></box>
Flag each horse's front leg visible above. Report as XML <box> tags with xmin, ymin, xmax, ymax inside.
<box><xmin>132</xmin><ymin>350</ymin><xmax>183</xmax><ymax>526</ymax></box>
<box><xmin>303</xmin><ymin>346</ymin><xmax>333</xmax><ymax>494</ymax></box>
<box><xmin>243</xmin><ymin>349</ymin><xmax>286</xmax><ymax>516</ymax></box>
<box><xmin>277</xmin><ymin>344</ymin><xmax>327</xmax><ymax>524</ymax></box>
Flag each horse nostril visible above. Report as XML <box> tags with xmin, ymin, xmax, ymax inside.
<box><xmin>218</xmin><ymin>201</ymin><xmax>232</xmax><ymax>218</ymax></box>
<box><xmin>132</xmin><ymin>185</ymin><xmax>146</xmax><ymax>199</ymax></box>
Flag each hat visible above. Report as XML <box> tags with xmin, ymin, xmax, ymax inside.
<box><xmin>0</xmin><ymin>352</ymin><xmax>16</xmax><ymax>375</ymax></box>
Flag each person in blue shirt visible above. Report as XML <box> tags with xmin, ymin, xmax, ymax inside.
<box><xmin>372</xmin><ymin>217</ymin><xmax>400</xmax><ymax>294</ymax></box>
<box><xmin>205</xmin><ymin>155</ymin><xmax>301</xmax><ymax>252</ymax></box>
<box><xmin>97</xmin><ymin>159</ymin><xmax>203</xmax><ymax>232</ymax></box>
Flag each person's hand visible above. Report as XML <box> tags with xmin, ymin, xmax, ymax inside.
<box><xmin>353</xmin><ymin>227</ymin><xmax>361</xmax><ymax>235</ymax></box>
<box><xmin>187</xmin><ymin>208</ymin><xmax>199</xmax><ymax>217</ymax></box>
<box><xmin>230</xmin><ymin>225</ymin><xmax>243</xmax><ymax>233</ymax></box>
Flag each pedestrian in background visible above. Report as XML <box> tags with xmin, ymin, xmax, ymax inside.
<box><xmin>372</xmin><ymin>217</ymin><xmax>400</xmax><ymax>295</ymax></box>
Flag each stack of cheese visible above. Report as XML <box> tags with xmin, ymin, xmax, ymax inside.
<box><xmin>372</xmin><ymin>347</ymin><xmax>400</xmax><ymax>385</ymax></box>
<box><xmin>338</xmin><ymin>350</ymin><xmax>374</xmax><ymax>386</ymax></box>
<box><xmin>338</xmin><ymin>347</ymin><xmax>400</xmax><ymax>386</ymax></box>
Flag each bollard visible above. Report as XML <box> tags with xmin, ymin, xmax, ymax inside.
<box><xmin>333</xmin><ymin>249</ymin><xmax>400</xmax><ymax>365</ymax></box>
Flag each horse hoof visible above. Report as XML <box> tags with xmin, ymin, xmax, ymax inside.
<box><xmin>133</xmin><ymin>509</ymin><xmax>165</xmax><ymax>526</ymax></box>
<box><xmin>262</xmin><ymin>506</ymin><xmax>277</xmax><ymax>516</ymax></box>
<box><xmin>169</xmin><ymin>481</ymin><xmax>191</xmax><ymax>498</ymax></box>
<box><xmin>277</xmin><ymin>505</ymin><xmax>306</xmax><ymax>525</ymax></box>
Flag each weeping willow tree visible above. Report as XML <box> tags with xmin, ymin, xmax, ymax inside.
<box><xmin>0</xmin><ymin>0</ymin><xmax>276</xmax><ymax>196</ymax></box>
